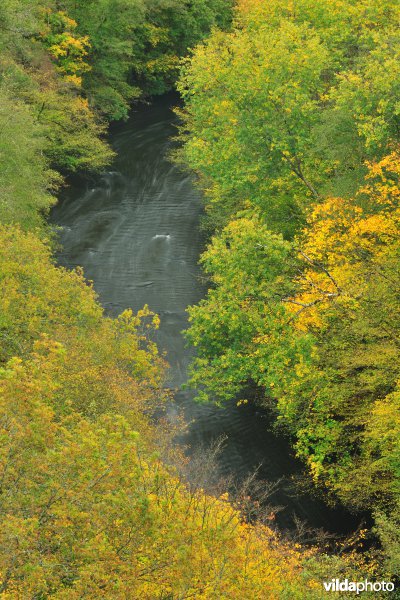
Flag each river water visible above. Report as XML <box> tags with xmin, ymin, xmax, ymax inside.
<box><xmin>52</xmin><ymin>95</ymin><xmax>360</xmax><ymax>534</ymax></box>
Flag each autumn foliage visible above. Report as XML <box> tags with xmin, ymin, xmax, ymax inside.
<box><xmin>1</xmin><ymin>0</ymin><xmax>399</xmax><ymax>595</ymax></box>
<box><xmin>179</xmin><ymin>0</ymin><xmax>400</xmax><ymax>578</ymax></box>
<box><xmin>0</xmin><ymin>228</ymin><xmax>333</xmax><ymax>597</ymax></box>
<box><xmin>0</xmin><ymin>1</ymin><xmax>333</xmax><ymax>595</ymax></box>
<box><xmin>0</xmin><ymin>344</ymin><xmax>307</xmax><ymax>597</ymax></box>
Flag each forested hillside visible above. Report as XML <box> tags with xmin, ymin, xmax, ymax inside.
<box><xmin>178</xmin><ymin>0</ymin><xmax>400</xmax><ymax>578</ymax></box>
<box><xmin>0</xmin><ymin>0</ymin><xmax>397</xmax><ymax>597</ymax></box>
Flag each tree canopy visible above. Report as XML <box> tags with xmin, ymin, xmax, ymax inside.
<box><xmin>179</xmin><ymin>0</ymin><xmax>400</xmax><ymax>576</ymax></box>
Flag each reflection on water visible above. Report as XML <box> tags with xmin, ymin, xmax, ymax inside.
<box><xmin>52</xmin><ymin>94</ymin><xmax>360</xmax><ymax>533</ymax></box>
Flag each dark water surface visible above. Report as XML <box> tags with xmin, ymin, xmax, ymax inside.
<box><xmin>52</xmin><ymin>95</ymin><xmax>361</xmax><ymax>534</ymax></box>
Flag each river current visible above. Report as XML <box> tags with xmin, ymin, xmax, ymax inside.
<box><xmin>52</xmin><ymin>95</ymin><xmax>361</xmax><ymax>534</ymax></box>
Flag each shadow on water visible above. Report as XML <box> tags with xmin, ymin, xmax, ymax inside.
<box><xmin>51</xmin><ymin>93</ymin><xmax>366</xmax><ymax>536</ymax></box>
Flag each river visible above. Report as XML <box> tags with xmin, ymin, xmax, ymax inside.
<box><xmin>51</xmin><ymin>94</ymin><xmax>361</xmax><ymax>535</ymax></box>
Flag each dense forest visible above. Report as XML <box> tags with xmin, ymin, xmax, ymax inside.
<box><xmin>0</xmin><ymin>0</ymin><xmax>398</xmax><ymax>597</ymax></box>
<box><xmin>178</xmin><ymin>0</ymin><xmax>400</xmax><ymax>583</ymax></box>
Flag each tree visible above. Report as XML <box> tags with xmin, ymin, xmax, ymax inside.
<box><xmin>40</xmin><ymin>9</ymin><xmax>91</xmax><ymax>86</ymax></box>
<box><xmin>60</xmin><ymin>0</ymin><xmax>233</xmax><ymax>120</ymax></box>
<box><xmin>185</xmin><ymin>217</ymin><xmax>310</xmax><ymax>403</ymax></box>
<box><xmin>0</xmin><ymin>226</ymin><xmax>165</xmax><ymax>426</ymax></box>
<box><xmin>178</xmin><ymin>14</ymin><xmax>331</xmax><ymax>237</ymax></box>
<box><xmin>0</xmin><ymin>85</ymin><xmax>58</xmax><ymax>229</ymax></box>
<box><xmin>177</xmin><ymin>0</ymin><xmax>400</xmax><ymax>234</ymax></box>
